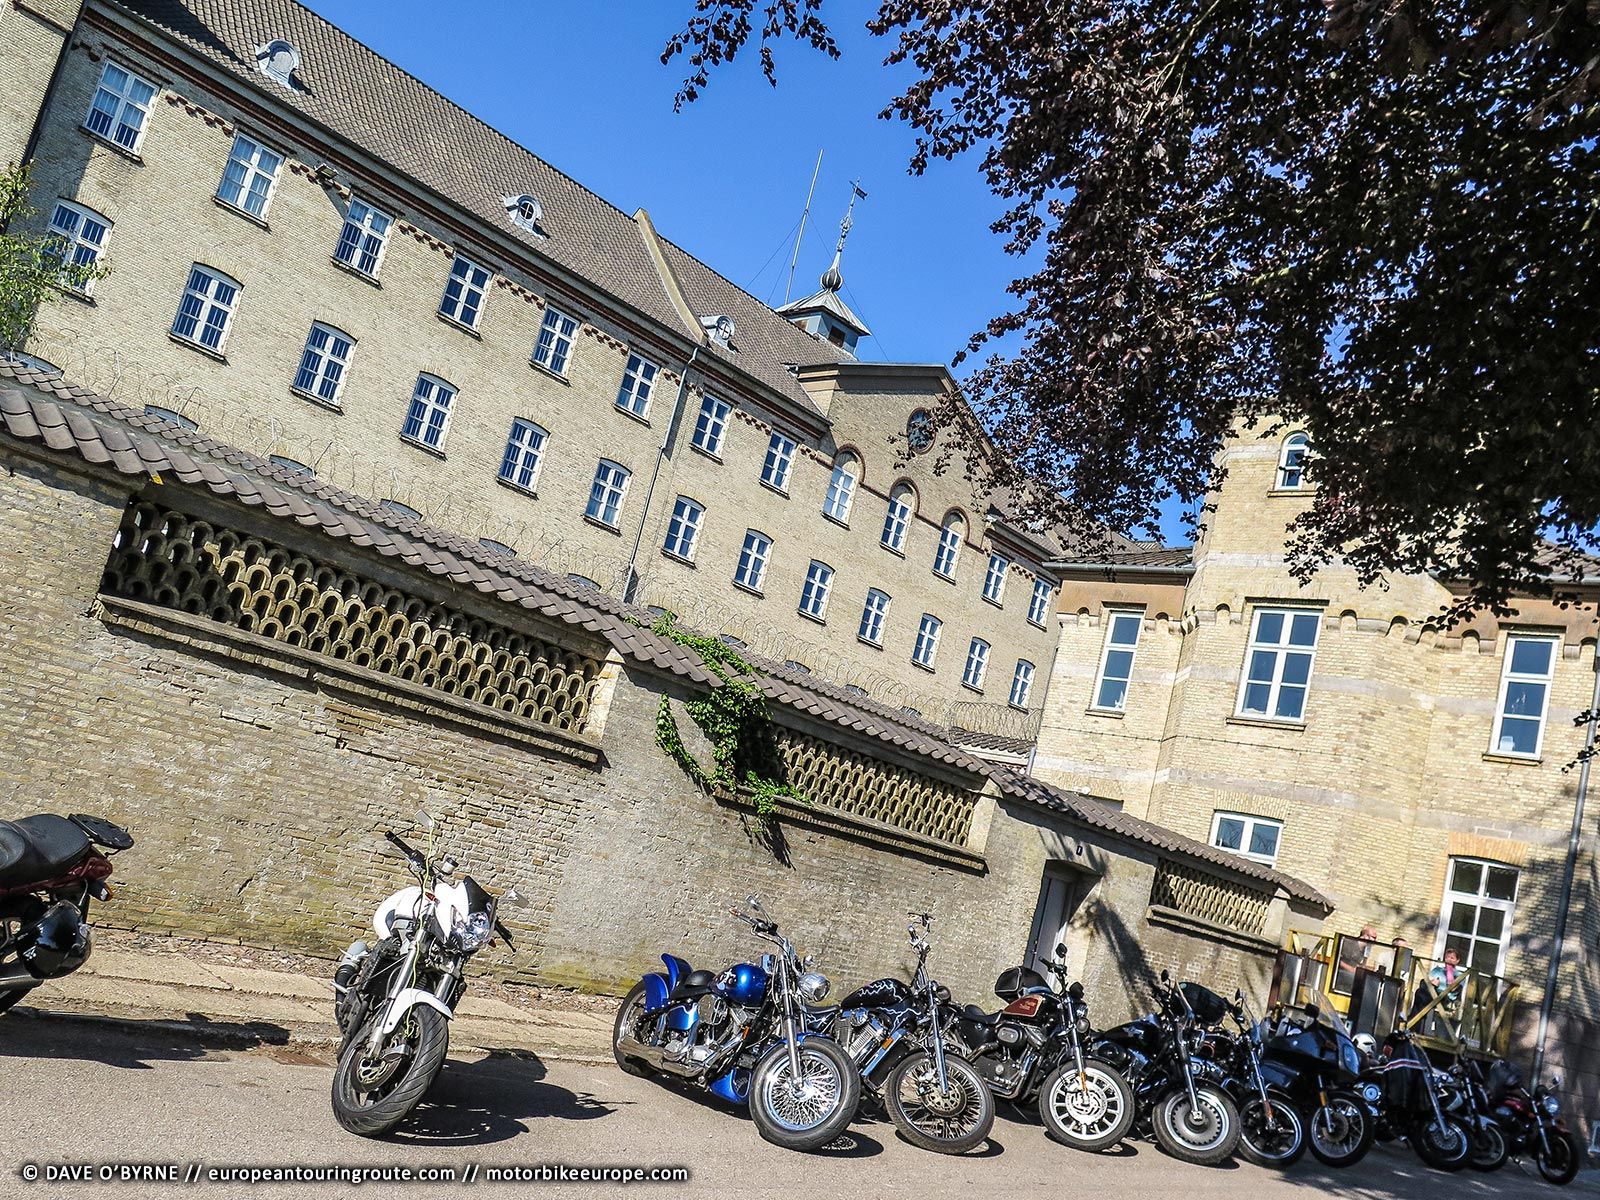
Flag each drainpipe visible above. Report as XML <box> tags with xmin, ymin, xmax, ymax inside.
<box><xmin>621</xmin><ymin>344</ymin><xmax>701</xmax><ymax>605</ymax></box>
<box><xmin>1533</xmin><ymin>640</ymin><xmax>1600</xmax><ymax>1082</ymax></box>
<box><xmin>1024</xmin><ymin>604</ymin><xmax>1065</xmax><ymax>779</ymax></box>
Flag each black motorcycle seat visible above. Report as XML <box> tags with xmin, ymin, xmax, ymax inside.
<box><xmin>962</xmin><ymin>1004</ymin><xmax>1000</xmax><ymax>1025</ymax></box>
<box><xmin>0</xmin><ymin>815</ymin><xmax>92</xmax><ymax>889</ymax></box>
<box><xmin>667</xmin><ymin>969</ymin><xmax>717</xmax><ymax>1003</ymax></box>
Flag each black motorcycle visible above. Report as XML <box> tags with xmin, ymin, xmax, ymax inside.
<box><xmin>827</xmin><ymin>913</ymin><xmax>995</xmax><ymax>1154</ymax></box>
<box><xmin>1475</xmin><ymin>1059</ymin><xmax>1583</xmax><ymax>1184</ymax></box>
<box><xmin>1356</xmin><ymin>1026</ymin><xmax>1473</xmax><ymax>1171</ymax></box>
<box><xmin>1092</xmin><ymin>972</ymin><xmax>1241</xmax><ymax>1165</ymax></box>
<box><xmin>0</xmin><ymin>812</ymin><xmax>133</xmax><ymax>1014</ymax></box>
<box><xmin>1201</xmin><ymin>993</ymin><xmax>1307</xmax><ymax>1168</ymax></box>
<box><xmin>1256</xmin><ymin>1004</ymin><xmax>1372</xmax><ymax>1167</ymax></box>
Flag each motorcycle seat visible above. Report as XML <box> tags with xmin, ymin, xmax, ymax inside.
<box><xmin>667</xmin><ymin>969</ymin><xmax>717</xmax><ymax>1003</ymax></box>
<box><xmin>962</xmin><ymin>1004</ymin><xmax>1000</xmax><ymax>1025</ymax></box>
<box><xmin>0</xmin><ymin>815</ymin><xmax>92</xmax><ymax>889</ymax></box>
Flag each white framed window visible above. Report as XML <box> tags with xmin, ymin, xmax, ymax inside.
<box><xmin>1276</xmin><ymin>432</ymin><xmax>1311</xmax><ymax>489</ymax></box>
<box><xmin>761</xmin><ymin>431</ymin><xmax>795</xmax><ymax>491</ymax></box>
<box><xmin>216</xmin><ymin>133</ymin><xmax>282</xmax><ymax>218</ymax></box>
<box><xmin>586</xmin><ymin>460</ymin><xmax>630</xmax><ymax>528</ymax></box>
<box><xmin>1010</xmin><ymin>659</ymin><xmax>1035</xmax><ymax>709</ymax></box>
<box><xmin>439</xmin><ymin>255</ymin><xmax>491</xmax><ymax>328</ymax></box>
<box><xmin>1236</xmin><ymin>607</ymin><xmax>1321</xmax><ymax>722</ymax></box>
<box><xmin>1209</xmin><ymin>812</ymin><xmax>1283</xmax><ymax>867</ymax></box>
<box><xmin>45</xmin><ymin>201</ymin><xmax>110</xmax><ymax>292</ymax></box>
<box><xmin>962</xmin><ymin>637</ymin><xmax>990</xmax><ymax>690</ymax></box>
<box><xmin>498</xmin><ymin>418</ymin><xmax>547</xmax><ymax>492</ymax></box>
<box><xmin>1028</xmin><ymin>578</ymin><xmax>1053</xmax><ymax>627</ymax></box>
<box><xmin>333</xmin><ymin>198</ymin><xmax>392</xmax><ymax>277</ymax></box>
<box><xmin>881</xmin><ymin>483</ymin><xmax>914</xmax><ymax>553</ymax></box>
<box><xmin>84</xmin><ymin>61</ymin><xmax>156</xmax><ymax>152</ymax></box>
<box><xmin>734</xmin><ymin>529</ymin><xmax>771</xmax><ymax>592</ymax></box>
<box><xmin>822</xmin><ymin>453</ymin><xmax>858</xmax><ymax>524</ymax></box>
<box><xmin>1437</xmin><ymin>857</ymin><xmax>1519</xmax><ymax>976</ymax></box>
<box><xmin>798</xmin><ymin>560</ymin><xmax>833</xmax><ymax>619</ymax></box>
<box><xmin>170</xmin><ymin>265</ymin><xmax>239</xmax><ymax>352</ymax></box>
<box><xmin>933</xmin><ymin>512</ymin><xmax>964</xmax><ymax>579</ymax></box>
<box><xmin>1491</xmin><ymin>633</ymin><xmax>1559</xmax><ymax>757</ymax></box>
<box><xmin>983</xmin><ymin>553</ymin><xmax>1010</xmax><ymax>604</ymax></box>
<box><xmin>400</xmin><ymin>373</ymin><xmax>455</xmax><ymax>451</ymax></box>
<box><xmin>292</xmin><ymin>322</ymin><xmax>354</xmax><ymax>405</ymax></box>
<box><xmin>533</xmin><ymin>305</ymin><xmax>578</xmax><ymax>374</ymax></box>
<box><xmin>692</xmin><ymin>394</ymin><xmax>732</xmax><ymax>456</ymax></box>
<box><xmin>1092</xmin><ymin>610</ymin><xmax>1144</xmax><ymax>711</ymax></box>
<box><xmin>662</xmin><ymin>495</ymin><xmax>704</xmax><ymax>562</ymax></box>
<box><xmin>616</xmin><ymin>353</ymin><xmax>659</xmax><ymax>418</ymax></box>
<box><xmin>858</xmin><ymin>588</ymin><xmax>890</xmax><ymax>645</ymax></box>
<box><xmin>912</xmin><ymin>614</ymin><xmax>942</xmax><ymax>668</ymax></box>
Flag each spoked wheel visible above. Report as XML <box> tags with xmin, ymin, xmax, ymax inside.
<box><xmin>1536</xmin><ymin>1128</ymin><xmax>1583</xmax><ymax>1185</ymax></box>
<box><xmin>331</xmin><ymin>1006</ymin><xmax>450</xmax><ymax>1138</ymax></box>
<box><xmin>1152</xmin><ymin>1084</ymin><xmax>1240</xmax><ymax>1165</ymax></box>
<box><xmin>1467</xmin><ymin>1119</ymin><xmax>1509</xmax><ymax>1172</ymax></box>
<box><xmin>612</xmin><ymin>982</ymin><xmax>651</xmax><ymax>1078</ymax></box>
<box><xmin>883</xmin><ymin>1050</ymin><xmax>994</xmax><ymax>1154</ymax></box>
<box><xmin>1238</xmin><ymin>1090</ymin><xmax>1307</xmax><ymax>1168</ymax></box>
<box><xmin>1038</xmin><ymin>1059</ymin><xmax>1136</xmax><ymax>1152</ymax></box>
<box><xmin>749</xmin><ymin>1037</ymin><xmax>861</xmax><ymax>1152</ymax></box>
<box><xmin>1411</xmin><ymin>1115</ymin><xmax>1471</xmax><ymax>1172</ymax></box>
<box><xmin>1308</xmin><ymin>1089</ymin><xmax>1374</xmax><ymax>1168</ymax></box>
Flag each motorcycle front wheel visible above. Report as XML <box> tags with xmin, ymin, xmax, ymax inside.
<box><xmin>1307</xmin><ymin>1089</ymin><xmax>1374</xmax><ymax>1167</ymax></box>
<box><xmin>331</xmin><ymin>1006</ymin><xmax>450</xmax><ymax>1138</ymax></box>
<box><xmin>1038</xmin><ymin>1058</ymin><xmax>1136</xmax><ymax>1152</ymax></box>
<box><xmin>1152</xmin><ymin>1084</ymin><xmax>1240</xmax><ymax>1166</ymax></box>
<box><xmin>748</xmin><ymin>1037</ymin><xmax>860</xmax><ymax>1152</ymax></box>
<box><xmin>1467</xmin><ymin>1119</ymin><xmax>1509</xmax><ymax>1172</ymax></box>
<box><xmin>883</xmin><ymin>1050</ymin><xmax>994</xmax><ymax>1154</ymax></box>
<box><xmin>1411</xmin><ymin>1115</ymin><xmax>1472</xmax><ymax>1172</ymax></box>
<box><xmin>1238</xmin><ymin>1089</ymin><xmax>1308</xmax><ymax>1169</ymax></box>
<box><xmin>1536</xmin><ymin>1128</ymin><xmax>1584</xmax><ymax>1185</ymax></box>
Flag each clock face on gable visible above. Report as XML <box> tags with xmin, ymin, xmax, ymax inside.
<box><xmin>907</xmin><ymin>409</ymin><xmax>935</xmax><ymax>454</ymax></box>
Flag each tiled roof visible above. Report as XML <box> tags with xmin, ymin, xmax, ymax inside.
<box><xmin>948</xmin><ymin>728</ymin><xmax>1036</xmax><ymax>758</ymax></box>
<box><xmin>111</xmin><ymin>0</ymin><xmax>842</xmax><ymax>419</ymax></box>
<box><xmin>1054</xmin><ymin>545</ymin><xmax>1196</xmax><ymax>569</ymax></box>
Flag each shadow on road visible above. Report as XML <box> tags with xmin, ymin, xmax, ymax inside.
<box><xmin>0</xmin><ymin>1010</ymin><xmax>292</xmax><ymax>1069</ymax></box>
<box><xmin>388</xmin><ymin>1050</ymin><xmax>613</xmax><ymax>1147</ymax></box>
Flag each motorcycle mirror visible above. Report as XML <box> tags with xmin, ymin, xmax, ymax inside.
<box><xmin>501</xmin><ymin>888</ymin><xmax>531</xmax><ymax>909</ymax></box>
<box><xmin>1160</xmin><ymin>968</ymin><xmax>1170</xmax><ymax>983</ymax></box>
<box><xmin>1055</xmin><ymin>942</ymin><xmax>1067</xmax><ymax>957</ymax></box>
<box><xmin>418</xmin><ymin>809</ymin><xmax>436</xmax><ymax>831</ymax></box>
<box><xmin>1068</xmin><ymin>981</ymin><xmax>1084</xmax><ymax>999</ymax></box>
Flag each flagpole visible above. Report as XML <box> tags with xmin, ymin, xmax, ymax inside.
<box><xmin>784</xmin><ymin>149</ymin><xmax>823</xmax><ymax>303</ymax></box>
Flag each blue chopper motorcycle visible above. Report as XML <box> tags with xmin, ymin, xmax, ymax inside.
<box><xmin>612</xmin><ymin>895</ymin><xmax>861</xmax><ymax>1151</ymax></box>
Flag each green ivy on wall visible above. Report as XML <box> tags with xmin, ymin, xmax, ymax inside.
<box><xmin>641</xmin><ymin>613</ymin><xmax>804</xmax><ymax>827</ymax></box>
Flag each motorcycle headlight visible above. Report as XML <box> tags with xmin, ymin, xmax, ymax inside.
<box><xmin>451</xmin><ymin>910</ymin><xmax>493</xmax><ymax>953</ymax></box>
<box><xmin>797</xmin><ymin>971</ymin><xmax>831</xmax><ymax>1004</ymax></box>
<box><xmin>1542</xmin><ymin>1094</ymin><xmax>1561</xmax><ymax>1117</ymax></box>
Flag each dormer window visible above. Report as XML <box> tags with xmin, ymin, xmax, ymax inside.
<box><xmin>255</xmin><ymin>40</ymin><xmax>300</xmax><ymax>89</ymax></box>
<box><xmin>504</xmin><ymin>194</ymin><xmax>544</xmax><ymax>234</ymax></box>
<box><xmin>701</xmin><ymin>314</ymin><xmax>736</xmax><ymax>349</ymax></box>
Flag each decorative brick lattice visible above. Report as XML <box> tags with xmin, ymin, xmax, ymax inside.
<box><xmin>100</xmin><ymin>502</ymin><xmax>602</xmax><ymax>732</ymax></box>
<box><xmin>1150</xmin><ymin>859</ymin><xmax>1270</xmax><ymax>936</ymax></box>
<box><xmin>776</xmin><ymin>728</ymin><xmax>976</xmax><ymax>846</ymax></box>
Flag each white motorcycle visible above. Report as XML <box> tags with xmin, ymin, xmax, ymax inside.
<box><xmin>329</xmin><ymin>812</ymin><xmax>511</xmax><ymax>1136</ymax></box>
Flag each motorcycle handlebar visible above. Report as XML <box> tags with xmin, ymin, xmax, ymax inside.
<box><xmin>384</xmin><ymin>830</ymin><xmax>424</xmax><ymax>865</ymax></box>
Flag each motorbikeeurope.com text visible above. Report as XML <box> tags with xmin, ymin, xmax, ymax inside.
<box><xmin>17</xmin><ymin>1162</ymin><xmax>693</xmax><ymax>1186</ymax></box>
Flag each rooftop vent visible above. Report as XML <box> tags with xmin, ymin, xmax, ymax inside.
<box><xmin>268</xmin><ymin>454</ymin><xmax>313</xmax><ymax>478</ymax></box>
<box><xmin>255</xmin><ymin>40</ymin><xmax>300</xmax><ymax>90</ymax></box>
<box><xmin>783</xmin><ymin>659</ymin><xmax>811</xmax><ymax>675</ymax></box>
<box><xmin>478</xmin><ymin>537</ymin><xmax>517</xmax><ymax>558</ymax></box>
<box><xmin>900</xmin><ymin>705</ymin><xmax>923</xmax><ymax>719</ymax></box>
<box><xmin>719</xmin><ymin>634</ymin><xmax>747</xmax><ymax>650</ymax></box>
<box><xmin>379</xmin><ymin>498</ymin><xmax>421</xmax><ymax>521</ymax></box>
<box><xmin>567</xmin><ymin>573</ymin><xmax>600</xmax><ymax>591</ymax></box>
<box><xmin>504</xmin><ymin>194</ymin><xmax>544</xmax><ymax>235</ymax></box>
<box><xmin>143</xmin><ymin>404</ymin><xmax>197</xmax><ymax>431</ymax></box>
<box><xmin>843</xmin><ymin>684</ymin><xmax>869</xmax><ymax>697</ymax></box>
<box><xmin>701</xmin><ymin>314</ymin><xmax>736</xmax><ymax>349</ymax></box>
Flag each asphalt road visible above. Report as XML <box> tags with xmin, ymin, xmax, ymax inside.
<box><xmin>0</xmin><ymin>1013</ymin><xmax>1593</xmax><ymax>1200</ymax></box>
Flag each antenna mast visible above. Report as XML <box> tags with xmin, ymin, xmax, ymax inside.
<box><xmin>783</xmin><ymin>149</ymin><xmax>823</xmax><ymax>303</ymax></box>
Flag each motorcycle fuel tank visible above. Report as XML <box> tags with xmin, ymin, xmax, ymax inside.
<box><xmin>714</xmin><ymin>962</ymin><xmax>768</xmax><ymax>1007</ymax></box>
<box><xmin>839</xmin><ymin>977</ymin><xmax>911</xmax><ymax>1010</ymax></box>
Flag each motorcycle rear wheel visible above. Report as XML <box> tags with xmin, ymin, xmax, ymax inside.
<box><xmin>1307</xmin><ymin>1089</ymin><xmax>1374</xmax><ymax>1168</ymax></box>
<box><xmin>1038</xmin><ymin>1058</ymin><xmax>1136</xmax><ymax>1153</ymax></box>
<box><xmin>749</xmin><ymin>1038</ymin><xmax>860</xmax><ymax>1152</ymax></box>
<box><xmin>611</xmin><ymin>982</ymin><xmax>651</xmax><ymax>1078</ymax></box>
<box><xmin>1152</xmin><ymin>1084</ymin><xmax>1240</xmax><ymax>1166</ymax></box>
<box><xmin>331</xmin><ymin>1006</ymin><xmax>450</xmax><ymax>1138</ymax></box>
<box><xmin>884</xmin><ymin>1050</ymin><xmax>994</xmax><ymax>1154</ymax></box>
<box><xmin>1536</xmin><ymin>1128</ymin><xmax>1583</xmax><ymax>1185</ymax></box>
<box><xmin>1467</xmin><ymin>1120</ymin><xmax>1509</xmax><ymax>1171</ymax></box>
<box><xmin>1238</xmin><ymin>1089</ymin><xmax>1308</xmax><ymax>1169</ymax></box>
<box><xmin>1411</xmin><ymin>1115</ymin><xmax>1471</xmax><ymax>1172</ymax></box>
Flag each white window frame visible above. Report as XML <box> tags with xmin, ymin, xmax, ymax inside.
<box><xmin>858</xmin><ymin>588</ymin><xmax>890</xmax><ymax>646</ymax></box>
<box><xmin>616</xmin><ymin>353</ymin><xmax>659</xmax><ymax>418</ymax></box>
<box><xmin>586</xmin><ymin>460</ymin><xmax>630</xmax><ymax>528</ymax></box>
<box><xmin>292</xmin><ymin>322</ymin><xmax>354</xmax><ymax>406</ymax></box>
<box><xmin>333</xmin><ymin>198</ymin><xmax>392</xmax><ymax>277</ymax></box>
<box><xmin>1209</xmin><ymin>812</ymin><xmax>1284</xmax><ymax>867</ymax></box>
<box><xmin>962</xmin><ymin>637</ymin><xmax>990</xmax><ymax>691</ymax></box>
<box><xmin>498</xmin><ymin>418</ymin><xmax>547</xmax><ymax>493</ymax></box>
<box><xmin>692</xmin><ymin>394</ymin><xmax>732</xmax><ymax>456</ymax></box>
<box><xmin>1010</xmin><ymin>659</ymin><xmax>1035</xmax><ymax>709</ymax></box>
<box><xmin>1092</xmin><ymin>609</ymin><xmax>1144</xmax><ymax>712</ymax></box>
<box><xmin>734</xmin><ymin>529</ymin><xmax>771</xmax><ymax>593</ymax></box>
<box><xmin>1028</xmin><ymin>578</ymin><xmax>1053</xmax><ymax>627</ymax></box>
<box><xmin>216</xmin><ymin>133</ymin><xmax>283</xmax><ymax>219</ymax></box>
<box><xmin>84</xmin><ymin>61</ymin><xmax>156</xmax><ymax>152</ymax></box>
<box><xmin>662</xmin><ymin>496</ymin><xmax>705</xmax><ymax>562</ymax></box>
<box><xmin>1235</xmin><ymin>606</ymin><xmax>1322</xmax><ymax>723</ymax></box>
<box><xmin>982</xmin><ymin>553</ymin><xmax>1010</xmax><ymax>604</ymax></box>
<box><xmin>822</xmin><ymin>456</ymin><xmax>858</xmax><ymax>524</ymax></box>
<box><xmin>1490</xmin><ymin>633</ymin><xmax>1560</xmax><ymax>758</ymax></box>
<box><xmin>533</xmin><ymin>305</ymin><xmax>578</xmax><ymax>374</ymax></box>
<box><xmin>438</xmin><ymin>254</ymin><xmax>491</xmax><ymax>329</ymax></box>
<box><xmin>798</xmin><ymin>560</ymin><xmax>833</xmax><ymax>620</ymax></box>
<box><xmin>1276</xmin><ymin>432</ymin><xmax>1311</xmax><ymax>490</ymax></box>
<box><xmin>912</xmin><ymin>614</ymin><xmax>942</xmax><ymax>668</ymax></box>
<box><xmin>400</xmin><ymin>373</ymin><xmax>455</xmax><ymax>451</ymax></box>
<box><xmin>1435</xmin><ymin>857</ymin><xmax>1519</xmax><ymax>977</ymax></box>
<box><xmin>45</xmin><ymin>200</ymin><xmax>111</xmax><ymax>293</ymax></box>
<box><xmin>170</xmin><ymin>264</ymin><xmax>239</xmax><ymax>353</ymax></box>
<box><xmin>933</xmin><ymin>516</ymin><xmax>963</xmax><ymax>579</ymax></box>
<box><xmin>882</xmin><ymin>485</ymin><xmax>913</xmax><ymax>553</ymax></box>
<box><xmin>761</xmin><ymin>431</ymin><xmax>796</xmax><ymax>492</ymax></box>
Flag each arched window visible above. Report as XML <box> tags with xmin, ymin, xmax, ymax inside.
<box><xmin>881</xmin><ymin>481</ymin><xmax>916</xmax><ymax>553</ymax></box>
<box><xmin>823</xmin><ymin>451</ymin><xmax>859</xmax><ymax>524</ymax></box>
<box><xmin>933</xmin><ymin>511</ymin><xmax>965</xmax><ymax>578</ymax></box>
<box><xmin>1276</xmin><ymin>432</ymin><xmax>1311</xmax><ymax>489</ymax></box>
